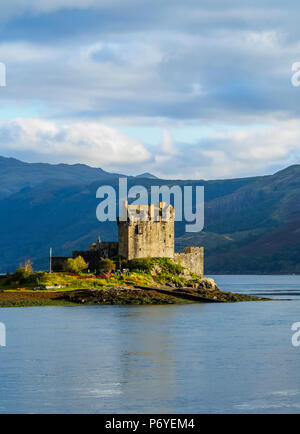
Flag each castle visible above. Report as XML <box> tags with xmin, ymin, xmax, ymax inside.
<box><xmin>53</xmin><ymin>202</ymin><xmax>204</xmax><ymax>276</ymax></box>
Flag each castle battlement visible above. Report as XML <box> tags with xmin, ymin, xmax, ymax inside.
<box><xmin>121</xmin><ymin>201</ymin><xmax>174</xmax><ymax>223</ymax></box>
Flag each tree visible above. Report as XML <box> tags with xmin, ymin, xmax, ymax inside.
<box><xmin>23</xmin><ymin>259</ymin><xmax>33</xmax><ymax>273</ymax></box>
<box><xmin>64</xmin><ymin>256</ymin><xmax>88</xmax><ymax>274</ymax></box>
<box><xmin>11</xmin><ymin>260</ymin><xmax>35</xmax><ymax>284</ymax></box>
<box><xmin>98</xmin><ymin>258</ymin><xmax>116</xmax><ymax>274</ymax></box>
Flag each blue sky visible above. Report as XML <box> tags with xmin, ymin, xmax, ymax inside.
<box><xmin>0</xmin><ymin>0</ymin><xmax>300</xmax><ymax>179</ymax></box>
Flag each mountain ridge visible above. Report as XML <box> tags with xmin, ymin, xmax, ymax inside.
<box><xmin>0</xmin><ymin>155</ymin><xmax>299</xmax><ymax>273</ymax></box>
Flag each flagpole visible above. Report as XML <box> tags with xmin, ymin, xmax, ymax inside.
<box><xmin>49</xmin><ymin>247</ymin><xmax>52</xmax><ymax>273</ymax></box>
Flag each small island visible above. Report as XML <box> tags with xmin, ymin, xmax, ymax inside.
<box><xmin>0</xmin><ymin>257</ymin><xmax>269</xmax><ymax>308</ymax></box>
<box><xmin>0</xmin><ymin>202</ymin><xmax>270</xmax><ymax>308</ymax></box>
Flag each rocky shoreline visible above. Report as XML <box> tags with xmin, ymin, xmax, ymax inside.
<box><xmin>0</xmin><ymin>283</ymin><xmax>270</xmax><ymax>308</ymax></box>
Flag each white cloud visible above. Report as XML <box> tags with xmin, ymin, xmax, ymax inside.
<box><xmin>0</xmin><ymin>42</ymin><xmax>56</xmax><ymax>63</ymax></box>
<box><xmin>144</xmin><ymin>120</ymin><xmax>300</xmax><ymax>179</ymax></box>
<box><xmin>0</xmin><ymin>118</ymin><xmax>299</xmax><ymax>179</ymax></box>
<box><xmin>161</xmin><ymin>129</ymin><xmax>176</xmax><ymax>154</ymax></box>
<box><xmin>0</xmin><ymin>118</ymin><xmax>152</xmax><ymax>168</ymax></box>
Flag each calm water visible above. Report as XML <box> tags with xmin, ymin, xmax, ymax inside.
<box><xmin>1</xmin><ymin>275</ymin><xmax>300</xmax><ymax>414</ymax></box>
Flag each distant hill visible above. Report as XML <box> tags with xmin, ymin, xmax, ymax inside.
<box><xmin>0</xmin><ymin>156</ymin><xmax>122</xmax><ymax>199</ymax></box>
<box><xmin>0</xmin><ymin>155</ymin><xmax>299</xmax><ymax>274</ymax></box>
<box><xmin>136</xmin><ymin>172</ymin><xmax>158</xmax><ymax>179</ymax></box>
<box><xmin>176</xmin><ymin>165</ymin><xmax>300</xmax><ymax>273</ymax></box>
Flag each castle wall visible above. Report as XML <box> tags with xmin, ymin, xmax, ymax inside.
<box><xmin>73</xmin><ymin>242</ymin><xmax>118</xmax><ymax>270</ymax></box>
<box><xmin>125</xmin><ymin>220</ymin><xmax>174</xmax><ymax>260</ymax></box>
<box><xmin>52</xmin><ymin>257</ymin><xmax>71</xmax><ymax>272</ymax></box>
<box><xmin>173</xmin><ymin>247</ymin><xmax>204</xmax><ymax>277</ymax></box>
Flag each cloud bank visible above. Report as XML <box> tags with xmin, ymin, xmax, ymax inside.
<box><xmin>0</xmin><ymin>119</ymin><xmax>151</xmax><ymax>169</ymax></box>
<box><xmin>0</xmin><ymin>1</ymin><xmax>299</xmax><ymax>178</ymax></box>
<box><xmin>0</xmin><ymin>118</ymin><xmax>299</xmax><ymax>179</ymax></box>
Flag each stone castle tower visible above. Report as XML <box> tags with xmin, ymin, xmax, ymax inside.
<box><xmin>118</xmin><ymin>201</ymin><xmax>175</xmax><ymax>260</ymax></box>
<box><xmin>117</xmin><ymin>201</ymin><xmax>204</xmax><ymax>276</ymax></box>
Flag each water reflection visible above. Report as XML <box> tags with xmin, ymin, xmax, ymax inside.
<box><xmin>1</xmin><ymin>276</ymin><xmax>300</xmax><ymax>413</ymax></box>
<box><xmin>116</xmin><ymin>307</ymin><xmax>178</xmax><ymax>412</ymax></box>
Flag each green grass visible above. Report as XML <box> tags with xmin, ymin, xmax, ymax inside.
<box><xmin>0</xmin><ymin>257</ymin><xmax>194</xmax><ymax>293</ymax></box>
<box><xmin>0</xmin><ymin>256</ymin><xmax>205</xmax><ymax>297</ymax></box>
<box><xmin>0</xmin><ymin>270</ymin><xmax>156</xmax><ymax>292</ymax></box>
<box><xmin>126</xmin><ymin>257</ymin><xmax>189</xmax><ymax>286</ymax></box>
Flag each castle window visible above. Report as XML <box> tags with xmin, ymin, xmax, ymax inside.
<box><xmin>136</xmin><ymin>224</ymin><xmax>145</xmax><ymax>235</ymax></box>
<box><xmin>135</xmin><ymin>224</ymin><xmax>143</xmax><ymax>234</ymax></box>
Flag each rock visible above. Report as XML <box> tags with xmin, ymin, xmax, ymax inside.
<box><xmin>33</xmin><ymin>285</ymin><xmax>65</xmax><ymax>290</ymax></box>
<box><xmin>179</xmin><ymin>268</ymin><xmax>192</xmax><ymax>278</ymax></box>
<box><xmin>197</xmin><ymin>277</ymin><xmax>217</xmax><ymax>290</ymax></box>
<box><xmin>45</xmin><ymin>285</ymin><xmax>64</xmax><ymax>290</ymax></box>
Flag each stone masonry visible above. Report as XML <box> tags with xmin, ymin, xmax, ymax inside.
<box><xmin>174</xmin><ymin>247</ymin><xmax>204</xmax><ymax>277</ymax></box>
<box><xmin>118</xmin><ymin>202</ymin><xmax>175</xmax><ymax>260</ymax></box>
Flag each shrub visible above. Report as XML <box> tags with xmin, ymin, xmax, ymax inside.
<box><xmin>9</xmin><ymin>260</ymin><xmax>37</xmax><ymax>284</ymax></box>
<box><xmin>64</xmin><ymin>256</ymin><xmax>88</xmax><ymax>274</ymax></box>
<box><xmin>127</xmin><ymin>258</ymin><xmax>152</xmax><ymax>273</ymax></box>
<box><xmin>153</xmin><ymin>257</ymin><xmax>184</xmax><ymax>275</ymax></box>
<box><xmin>23</xmin><ymin>259</ymin><xmax>33</xmax><ymax>273</ymax></box>
<box><xmin>120</xmin><ymin>259</ymin><xmax>128</xmax><ymax>269</ymax></box>
<box><xmin>98</xmin><ymin>258</ymin><xmax>116</xmax><ymax>274</ymax></box>
<box><xmin>127</xmin><ymin>257</ymin><xmax>184</xmax><ymax>275</ymax></box>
